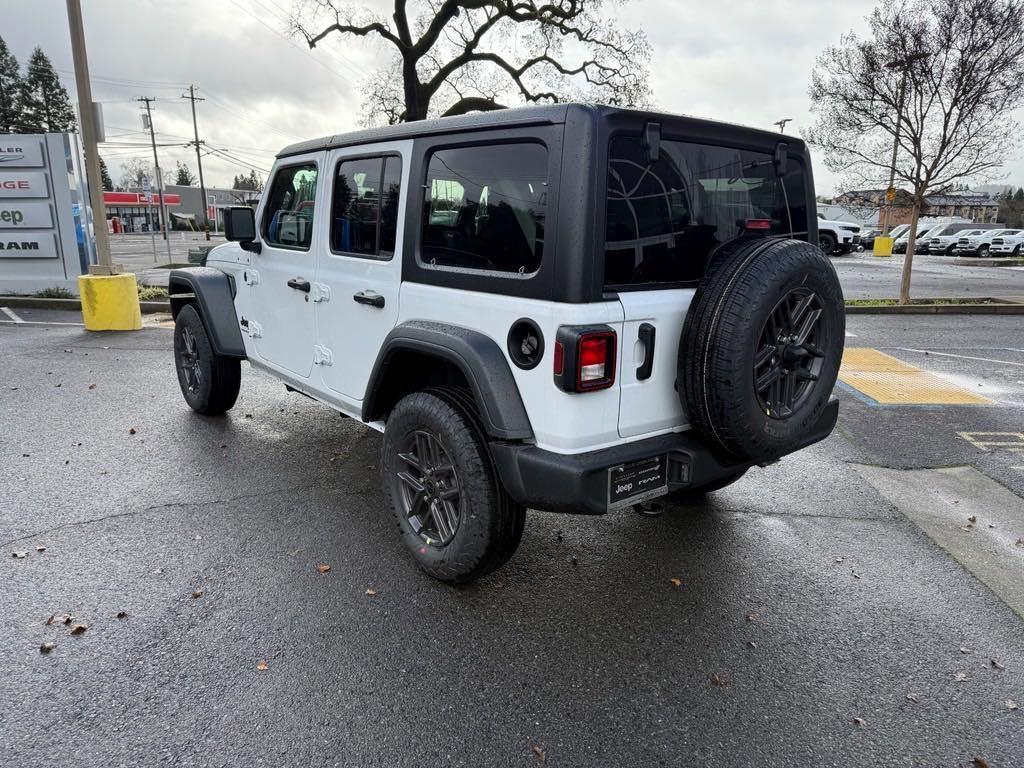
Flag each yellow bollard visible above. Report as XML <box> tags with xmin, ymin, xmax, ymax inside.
<box><xmin>77</xmin><ymin>273</ymin><xmax>142</xmax><ymax>331</ymax></box>
<box><xmin>872</xmin><ymin>236</ymin><xmax>893</xmax><ymax>257</ymax></box>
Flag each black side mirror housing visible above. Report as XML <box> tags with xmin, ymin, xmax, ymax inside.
<box><xmin>224</xmin><ymin>206</ymin><xmax>261</xmax><ymax>253</ymax></box>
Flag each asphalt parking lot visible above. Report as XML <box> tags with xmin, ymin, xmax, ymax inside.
<box><xmin>833</xmin><ymin>249</ymin><xmax>1024</xmax><ymax>299</ymax></box>
<box><xmin>2</xmin><ymin>311</ymin><xmax>1022</xmax><ymax>767</ymax></box>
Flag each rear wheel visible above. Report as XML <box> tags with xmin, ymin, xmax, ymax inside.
<box><xmin>381</xmin><ymin>390</ymin><xmax>525</xmax><ymax>584</ymax></box>
<box><xmin>173</xmin><ymin>304</ymin><xmax>241</xmax><ymax>415</ymax></box>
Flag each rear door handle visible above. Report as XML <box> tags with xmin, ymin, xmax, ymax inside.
<box><xmin>353</xmin><ymin>290</ymin><xmax>385</xmax><ymax>308</ymax></box>
<box><xmin>637</xmin><ymin>323</ymin><xmax>656</xmax><ymax>380</ymax></box>
<box><xmin>287</xmin><ymin>277</ymin><xmax>311</xmax><ymax>293</ymax></box>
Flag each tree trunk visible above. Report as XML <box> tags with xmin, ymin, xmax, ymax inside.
<box><xmin>402</xmin><ymin>57</ymin><xmax>427</xmax><ymax>122</ymax></box>
<box><xmin>898</xmin><ymin>195</ymin><xmax>923</xmax><ymax>305</ymax></box>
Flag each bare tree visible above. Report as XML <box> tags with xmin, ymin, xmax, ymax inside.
<box><xmin>291</xmin><ymin>0</ymin><xmax>650</xmax><ymax>124</ymax></box>
<box><xmin>806</xmin><ymin>0</ymin><xmax>1024</xmax><ymax>303</ymax></box>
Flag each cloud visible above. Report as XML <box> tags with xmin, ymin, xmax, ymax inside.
<box><xmin>4</xmin><ymin>0</ymin><xmax>1023</xmax><ymax>193</ymax></box>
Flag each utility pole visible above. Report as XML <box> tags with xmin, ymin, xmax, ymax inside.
<box><xmin>66</xmin><ymin>0</ymin><xmax>118</xmax><ymax>274</ymax></box>
<box><xmin>137</xmin><ymin>96</ymin><xmax>172</xmax><ymax>260</ymax></box>
<box><xmin>182</xmin><ymin>85</ymin><xmax>211</xmax><ymax>240</ymax></box>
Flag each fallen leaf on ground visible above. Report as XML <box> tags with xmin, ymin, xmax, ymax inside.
<box><xmin>365</xmin><ymin>588</ymin><xmax>377</xmax><ymax>596</ymax></box>
<box><xmin>668</xmin><ymin>577</ymin><xmax>682</xmax><ymax>587</ymax></box>
<box><xmin>710</xmin><ymin>673</ymin><xmax>727</xmax><ymax>687</ymax></box>
<box><xmin>1006</xmin><ymin>699</ymin><xmax>1019</xmax><ymax>711</ymax></box>
<box><xmin>971</xmin><ymin>758</ymin><xmax>990</xmax><ymax>768</ymax></box>
<box><xmin>834</xmin><ymin>556</ymin><xmax>845</xmax><ymax>563</ymax></box>
<box><xmin>87</xmin><ymin>384</ymin><xmax>96</xmax><ymax>390</ymax></box>
<box><xmin>128</xmin><ymin>427</ymin><xmax>136</xmax><ymax>435</ymax></box>
<box><xmin>39</xmin><ymin>642</ymin><xmax>56</xmax><ymax>653</ymax></box>
<box><xmin>906</xmin><ymin>693</ymin><xmax>920</xmax><ymax>703</ymax></box>
<box><xmin>192</xmin><ymin>590</ymin><xmax>203</xmax><ymax>599</ymax></box>
<box><xmin>1016</xmin><ymin>537</ymin><xmax>1024</xmax><ymax>548</ymax></box>
<box><xmin>316</xmin><ymin>564</ymin><xmax>331</xmax><ymax>574</ymax></box>
<box><xmin>851</xmin><ymin>570</ymin><xmax>862</xmax><ymax>579</ymax></box>
<box><xmin>960</xmin><ymin>647</ymin><xmax>972</xmax><ymax>654</ymax></box>
<box><xmin>745</xmin><ymin>612</ymin><xmax>758</xmax><ymax>622</ymax></box>
<box><xmin>35</xmin><ymin>545</ymin><xmax>46</xmax><ymax>552</ymax></box>
<box><xmin>955</xmin><ymin>672</ymin><xmax>968</xmax><ymax>682</ymax></box>
<box><xmin>11</xmin><ymin>551</ymin><xmax>26</xmax><ymax>559</ymax></box>
<box><xmin>116</xmin><ymin>611</ymin><xmax>128</xmax><ymax>619</ymax></box>
<box><xmin>45</xmin><ymin>614</ymin><xmax>55</xmax><ymax>626</ymax></box>
<box><xmin>990</xmin><ymin>659</ymin><xmax>1005</xmax><ymax>670</ymax></box>
<box><xmin>244</xmin><ymin>413</ymin><xmax>253</xmax><ymax>418</ymax></box>
<box><xmin>968</xmin><ymin>515</ymin><xmax>977</xmax><ymax>523</ymax></box>
<box><xmin>959</xmin><ymin>526</ymin><xmax>973</xmax><ymax>532</ymax></box>
<box><xmin>69</xmin><ymin>624</ymin><xmax>88</xmax><ymax>635</ymax></box>
<box><xmin>256</xmin><ymin>660</ymin><xmax>269</xmax><ymax>671</ymax></box>
<box><xmin>63</xmin><ymin>616</ymin><xmax>73</xmax><ymax>625</ymax></box>
<box><xmin>747</xmin><ymin>641</ymin><xmax>757</xmax><ymax>649</ymax></box>
<box><xmin>853</xmin><ymin>717</ymin><xmax>865</xmax><ymax>726</ymax></box>
<box><xmin>531</xmin><ymin>745</ymin><xmax>546</xmax><ymax>763</ymax></box>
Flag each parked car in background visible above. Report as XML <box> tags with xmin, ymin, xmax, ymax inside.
<box><xmin>954</xmin><ymin>229</ymin><xmax>1022</xmax><ymax>257</ymax></box>
<box><xmin>816</xmin><ymin>214</ymin><xmax>860</xmax><ymax>255</ymax></box>
<box><xmin>927</xmin><ymin>227</ymin><xmax>987</xmax><ymax>255</ymax></box>
<box><xmin>989</xmin><ymin>231</ymin><xmax>1024</xmax><ymax>256</ymax></box>
<box><xmin>893</xmin><ymin>218</ymin><xmax>971</xmax><ymax>254</ymax></box>
<box><xmin>859</xmin><ymin>228</ymin><xmax>881</xmax><ymax>250</ymax></box>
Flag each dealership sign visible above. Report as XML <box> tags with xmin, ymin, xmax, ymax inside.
<box><xmin>0</xmin><ymin>171</ymin><xmax>49</xmax><ymax>198</ymax></box>
<box><xmin>0</xmin><ymin>201</ymin><xmax>53</xmax><ymax>228</ymax></box>
<box><xmin>0</xmin><ymin>232</ymin><xmax>58</xmax><ymax>259</ymax></box>
<box><xmin>0</xmin><ymin>138</ymin><xmax>45</xmax><ymax>168</ymax></box>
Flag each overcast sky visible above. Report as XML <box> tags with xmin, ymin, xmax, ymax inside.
<box><xmin>5</xmin><ymin>0</ymin><xmax>1023</xmax><ymax>194</ymax></box>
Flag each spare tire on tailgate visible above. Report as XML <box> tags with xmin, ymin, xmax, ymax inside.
<box><xmin>678</xmin><ymin>237</ymin><xmax>845</xmax><ymax>461</ymax></box>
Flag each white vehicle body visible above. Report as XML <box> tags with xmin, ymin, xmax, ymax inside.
<box><xmin>954</xmin><ymin>229</ymin><xmax>1022</xmax><ymax>256</ymax></box>
<box><xmin>926</xmin><ymin>227</ymin><xmax>986</xmax><ymax>255</ymax></box>
<box><xmin>989</xmin><ymin>231</ymin><xmax>1024</xmax><ymax>255</ymax></box>
<box><xmin>815</xmin><ymin>215</ymin><xmax>858</xmax><ymax>254</ymax></box>
<box><xmin>894</xmin><ymin>217</ymin><xmax>970</xmax><ymax>253</ymax></box>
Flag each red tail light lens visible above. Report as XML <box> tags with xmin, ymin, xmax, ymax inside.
<box><xmin>553</xmin><ymin>341</ymin><xmax>565</xmax><ymax>376</ymax></box>
<box><xmin>743</xmin><ymin>218</ymin><xmax>772</xmax><ymax>231</ymax></box>
<box><xmin>576</xmin><ymin>331</ymin><xmax>616</xmax><ymax>391</ymax></box>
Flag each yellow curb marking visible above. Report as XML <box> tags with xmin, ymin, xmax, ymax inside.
<box><xmin>839</xmin><ymin>348</ymin><xmax>993</xmax><ymax>405</ymax></box>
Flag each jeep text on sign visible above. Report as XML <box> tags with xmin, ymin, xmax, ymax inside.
<box><xmin>0</xmin><ymin>172</ymin><xmax>49</xmax><ymax>198</ymax></box>
<box><xmin>0</xmin><ymin>139</ymin><xmax>45</xmax><ymax>168</ymax></box>
<box><xmin>0</xmin><ymin>202</ymin><xmax>53</xmax><ymax>229</ymax></box>
<box><xmin>0</xmin><ymin>232</ymin><xmax>59</xmax><ymax>259</ymax></box>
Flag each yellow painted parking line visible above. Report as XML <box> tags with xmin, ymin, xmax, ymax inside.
<box><xmin>839</xmin><ymin>348</ymin><xmax>993</xmax><ymax>405</ymax></box>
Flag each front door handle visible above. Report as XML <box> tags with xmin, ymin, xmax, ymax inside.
<box><xmin>287</xmin><ymin>277</ymin><xmax>311</xmax><ymax>293</ymax></box>
<box><xmin>353</xmin><ymin>290</ymin><xmax>385</xmax><ymax>308</ymax></box>
<box><xmin>637</xmin><ymin>323</ymin><xmax>656</xmax><ymax>380</ymax></box>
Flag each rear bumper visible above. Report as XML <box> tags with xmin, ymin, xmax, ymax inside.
<box><xmin>491</xmin><ymin>397</ymin><xmax>840</xmax><ymax>515</ymax></box>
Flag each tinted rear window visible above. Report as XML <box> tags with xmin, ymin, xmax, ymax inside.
<box><xmin>604</xmin><ymin>136</ymin><xmax>807</xmax><ymax>288</ymax></box>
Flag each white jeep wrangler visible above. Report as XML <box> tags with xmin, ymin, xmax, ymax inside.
<box><xmin>169</xmin><ymin>105</ymin><xmax>844</xmax><ymax>583</ymax></box>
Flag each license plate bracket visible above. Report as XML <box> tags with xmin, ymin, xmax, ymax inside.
<box><xmin>607</xmin><ymin>455</ymin><xmax>668</xmax><ymax>510</ymax></box>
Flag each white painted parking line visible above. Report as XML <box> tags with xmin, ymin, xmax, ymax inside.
<box><xmin>0</xmin><ymin>319</ymin><xmax>83</xmax><ymax>326</ymax></box>
<box><xmin>896</xmin><ymin>347</ymin><xmax>1024</xmax><ymax>368</ymax></box>
<box><xmin>1</xmin><ymin>306</ymin><xmax>24</xmax><ymax>323</ymax></box>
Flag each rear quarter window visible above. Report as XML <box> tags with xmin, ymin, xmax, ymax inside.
<box><xmin>604</xmin><ymin>136</ymin><xmax>808</xmax><ymax>289</ymax></box>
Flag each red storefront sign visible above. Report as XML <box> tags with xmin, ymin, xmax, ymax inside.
<box><xmin>103</xmin><ymin>191</ymin><xmax>181</xmax><ymax>206</ymax></box>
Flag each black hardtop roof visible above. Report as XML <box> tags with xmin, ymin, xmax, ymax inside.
<box><xmin>275</xmin><ymin>103</ymin><xmax>802</xmax><ymax>159</ymax></box>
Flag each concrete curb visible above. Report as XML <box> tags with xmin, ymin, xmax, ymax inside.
<box><xmin>0</xmin><ymin>296</ymin><xmax>170</xmax><ymax>314</ymax></box>
<box><xmin>950</xmin><ymin>257</ymin><xmax>1024</xmax><ymax>267</ymax></box>
<box><xmin>845</xmin><ymin>297</ymin><xmax>1024</xmax><ymax>314</ymax></box>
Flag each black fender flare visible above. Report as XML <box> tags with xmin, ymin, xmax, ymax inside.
<box><xmin>363</xmin><ymin>321</ymin><xmax>534</xmax><ymax>441</ymax></box>
<box><xmin>168</xmin><ymin>267</ymin><xmax>246</xmax><ymax>358</ymax></box>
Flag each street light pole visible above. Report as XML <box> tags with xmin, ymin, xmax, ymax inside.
<box><xmin>137</xmin><ymin>96</ymin><xmax>172</xmax><ymax>261</ymax></box>
<box><xmin>65</xmin><ymin>0</ymin><xmax>119</xmax><ymax>274</ymax></box>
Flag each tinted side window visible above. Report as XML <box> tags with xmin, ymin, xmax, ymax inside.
<box><xmin>263</xmin><ymin>163</ymin><xmax>318</xmax><ymax>250</ymax></box>
<box><xmin>604</xmin><ymin>137</ymin><xmax>808</xmax><ymax>288</ymax></box>
<box><xmin>420</xmin><ymin>143</ymin><xmax>546</xmax><ymax>274</ymax></box>
<box><xmin>331</xmin><ymin>155</ymin><xmax>403</xmax><ymax>258</ymax></box>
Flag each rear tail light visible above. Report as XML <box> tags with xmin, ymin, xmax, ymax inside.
<box><xmin>742</xmin><ymin>218</ymin><xmax>773</xmax><ymax>231</ymax></box>
<box><xmin>553</xmin><ymin>326</ymin><xmax>617</xmax><ymax>392</ymax></box>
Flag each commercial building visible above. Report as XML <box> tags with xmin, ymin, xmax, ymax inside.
<box><xmin>835</xmin><ymin>188</ymin><xmax>1000</xmax><ymax>227</ymax></box>
<box><xmin>103</xmin><ymin>185</ymin><xmax>260</xmax><ymax>233</ymax></box>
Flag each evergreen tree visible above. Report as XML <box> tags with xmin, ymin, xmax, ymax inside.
<box><xmin>175</xmin><ymin>161</ymin><xmax>196</xmax><ymax>186</ymax></box>
<box><xmin>1015</xmin><ymin>187</ymin><xmax>1024</xmax><ymax>202</ymax></box>
<box><xmin>99</xmin><ymin>156</ymin><xmax>113</xmax><ymax>191</ymax></box>
<box><xmin>16</xmin><ymin>47</ymin><xmax>76</xmax><ymax>133</ymax></box>
<box><xmin>0</xmin><ymin>35</ymin><xmax>20</xmax><ymax>133</ymax></box>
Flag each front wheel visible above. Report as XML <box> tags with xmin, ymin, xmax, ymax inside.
<box><xmin>381</xmin><ymin>390</ymin><xmax>525</xmax><ymax>584</ymax></box>
<box><xmin>173</xmin><ymin>304</ymin><xmax>241</xmax><ymax>415</ymax></box>
<box><xmin>978</xmin><ymin>244</ymin><xmax>990</xmax><ymax>257</ymax></box>
<box><xmin>818</xmin><ymin>232</ymin><xmax>837</xmax><ymax>255</ymax></box>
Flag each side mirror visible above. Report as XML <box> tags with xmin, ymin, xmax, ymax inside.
<box><xmin>224</xmin><ymin>206</ymin><xmax>261</xmax><ymax>253</ymax></box>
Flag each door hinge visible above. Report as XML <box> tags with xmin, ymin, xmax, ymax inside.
<box><xmin>313</xmin><ymin>345</ymin><xmax>333</xmax><ymax>366</ymax></box>
<box><xmin>244</xmin><ymin>269</ymin><xmax>260</xmax><ymax>286</ymax></box>
<box><xmin>312</xmin><ymin>282</ymin><xmax>331</xmax><ymax>303</ymax></box>
<box><xmin>241</xmin><ymin>318</ymin><xmax>263</xmax><ymax>338</ymax></box>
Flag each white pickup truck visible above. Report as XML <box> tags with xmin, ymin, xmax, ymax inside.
<box><xmin>989</xmin><ymin>231</ymin><xmax>1024</xmax><ymax>256</ymax></box>
<box><xmin>954</xmin><ymin>229</ymin><xmax>1022</xmax><ymax>257</ymax></box>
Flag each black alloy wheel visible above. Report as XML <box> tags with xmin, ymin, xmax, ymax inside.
<box><xmin>395</xmin><ymin>429</ymin><xmax>462</xmax><ymax>546</ymax></box>
<box><xmin>753</xmin><ymin>288</ymin><xmax>827</xmax><ymax>419</ymax></box>
<box><xmin>177</xmin><ymin>325</ymin><xmax>202</xmax><ymax>395</ymax></box>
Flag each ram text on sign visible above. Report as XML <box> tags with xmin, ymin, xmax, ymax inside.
<box><xmin>0</xmin><ymin>232</ymin><xmax>59</xmax><ymax>259</ymax></box>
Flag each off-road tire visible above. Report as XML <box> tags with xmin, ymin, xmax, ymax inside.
<box><xmin>678</xmin><ymin>238</ymin><xmax>845</xmax><ymax>462</ymax></box>
<box><xmin>173</xmin><ymin>304</ymin><xmax>241</xmax><ymax>415</ymax></box>
<box><xmin>381</xmin><ymin>389</ymin><xmax>526</xmax><ymax>584</ymax></box>
<box><xmin>818</xmin><ymin>232</ymin><xmax>837</xmax><ymax>255</ymax></box>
